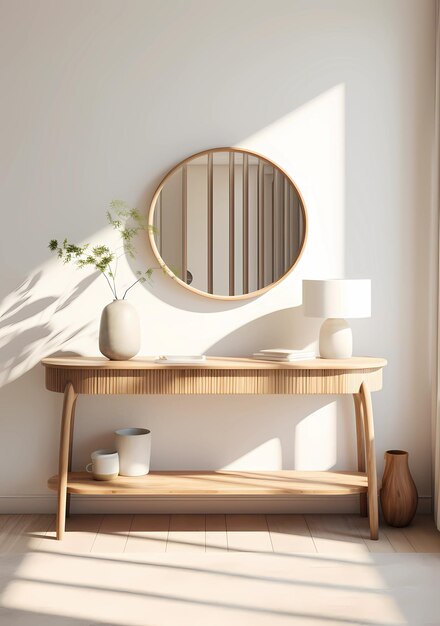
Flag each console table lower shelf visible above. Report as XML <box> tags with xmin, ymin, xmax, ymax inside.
<box><xmin>48</xmin><ymin>470</ymin><xmax>368</xmax><ymax>496</ymax></box>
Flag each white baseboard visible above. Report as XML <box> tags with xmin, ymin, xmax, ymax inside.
<box><xmin>0</xmin><ymin>494</ymin><xmax>433</xmax><ymax>515</ymax></box>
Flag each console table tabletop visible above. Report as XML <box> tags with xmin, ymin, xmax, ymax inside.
<box><xmin>42</xmin><ymin>355</ymin><xmax>387</xmax><ymax>541</ymax></box>
<box><xmin>42</xmin><ymin>356</ymin><xmax>386</xmax><ymax>395</ymax></box>
<box><xmin>42</xmin><ymin>355</ymin><xmax>386</xmax><ymax>369</ymax></box>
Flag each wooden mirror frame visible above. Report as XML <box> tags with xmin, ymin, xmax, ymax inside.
<box><xmin>148</xmin><ymin>147</ymin><xmax>308</xmax><ymax>300</ymax></box>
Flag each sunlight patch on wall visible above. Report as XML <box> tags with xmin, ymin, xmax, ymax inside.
<box><xmin>221</xmin><ymin>438</ymin><xmax>282</xmax><ymax>471</ymax></box>
<box><xmin>237</xmin><ymin>83</ymin><xmax>346</xmax><ymax>283</ymax></box>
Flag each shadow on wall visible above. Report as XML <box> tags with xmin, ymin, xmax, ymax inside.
<box><xmin>0</xmin><ymin>271</ymin><xmax>98</xmax><ymax>387</ymax></box>
<box><xmin>0</xmin><ymin>265</ymin><xmax>317</xmax><ymax>389</ymax></box>
<box><xmin>206</xmin><ymin>307</ymin><xmax>318</xmax><ymax>356</ymax></box>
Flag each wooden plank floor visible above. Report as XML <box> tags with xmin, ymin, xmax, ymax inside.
<box><xmin>0</xmin><ymin>513</ymin><xmax>439</xmax><ymax>554</ymax></box>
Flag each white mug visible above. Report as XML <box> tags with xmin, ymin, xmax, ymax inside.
<box><xmin>86</xmin><ymin>449</ymin><xmax>119</xmax><ymax>481</ymax></box>
<box><xmin>115</xmin><ymin>428</ymin><xmax>151</xmax><ymax>476</ymax></box>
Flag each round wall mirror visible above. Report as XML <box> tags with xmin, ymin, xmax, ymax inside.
<box><xmin>148</xmin><ymin>147</ymin><xmax>307</xmax><ymax>300</ymax></box>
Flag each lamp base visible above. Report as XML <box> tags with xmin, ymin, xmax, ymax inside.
<box><xmin>319</xmin><ymin>318</ymin><xmax>353</xmax><ymax>359</ymax></box>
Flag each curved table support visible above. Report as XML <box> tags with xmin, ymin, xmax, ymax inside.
<box><xmin>353</xmin><ymin>393</ymin><xmax>367</xmax><ymax>517</ymax></box>
<box><xmin>66</xmin><ymin>395</ymin><xmax>77</xmax><ymax>519</ymax></box>
<box><xmin>57</xmin><ymin>382</ymin><xmax>77</xmax><ymax>540</ymax></box>
<box><xmin>360</xmin><ymin>380</ymin><xmax>379</xmax><ymax>540</ymax></box>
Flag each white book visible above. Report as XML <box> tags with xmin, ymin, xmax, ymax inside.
<box><xmin>252</xmin><ymin>352</ymin><xmax>316</xmax><ymax>362</ymax></box>
<box><xmin>257</xmin><ymin>348</ymin><xmax>315</xmax><ymax>356</ymax></box>
<box><xmin>155</xmin><ymin>355</ymin><xmax>206</xmax><ymax>364</ymax></box>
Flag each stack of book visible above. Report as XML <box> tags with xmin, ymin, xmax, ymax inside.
<box><xmin>155</xmin><ymin>355</ymin><xmax>206</xmax><ymax>364</ymax></box>
<box><xmin>252</xmin><ymin>348</ymin><xmax>316</xmax><ymax>362</ymax></box>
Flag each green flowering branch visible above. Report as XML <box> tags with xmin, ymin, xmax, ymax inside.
<box><xmin>48</xmin><ymin>201</ymin><xmax>158</xmax><ymax>300</ymax></box>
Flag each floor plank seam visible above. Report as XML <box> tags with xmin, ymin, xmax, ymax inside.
<box><xmin>88</xmin><ymin>514</ymin><xmax>104</xmax><ymax>553</ymax></box>
<box><xmin>264</xmin><ymin>515</ymin><xmax>274</xmax><ymax>553</ymax></box>
<box><xmin>303</xmin><ymin>516</ymin><xmax>318</xmax><ymax>553</ymax></box>
<box><xmin>164</xmin><ymin>514</ymin><xmax>171</xmax><ymax>552</ymax></box>
<box><xmin>225</xmin><ymin>514</ymin><xmax>229</xmax><ymax>552</ymax></box>
<box><xmin>401</xmin><ymin>526</ymin><xmax>419</xmax><ymax>552</ymax></box>
<box><xmin>348</xmin><ymin>513</ymin><xmax>369</xmax><ymax>549</ymax></box>
<box><xmin>122</xmin><ymin>514</ymin><xmax>134</xmax><ymax>553</ymax></box>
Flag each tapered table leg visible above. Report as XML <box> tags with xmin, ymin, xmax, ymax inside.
<box><xmin>360</xmin><ymin>381</ymin><xmax>379</xmax><ymax>540</ymax></box>
<box><xmin>56</xmin><ymin>382</ymin><xmax>77</xmax><ymax>540</ymax></box>
<box><xmin>66</xmin><ymin>396</ymin><xmax>77</xmax><ymax>518</ymax></box>
<box><xmin>353</xmin><ymin>393</ymin><xmax>367</xmax><ymax>517</ymax></box>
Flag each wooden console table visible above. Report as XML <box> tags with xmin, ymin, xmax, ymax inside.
<box><xmin>42</xmin><ymin>356</ymin><xmax>387</xmax><ymax>540</ymax></box>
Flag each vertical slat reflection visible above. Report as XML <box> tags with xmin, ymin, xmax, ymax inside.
<box><xmin>243</xmin><ymin>153</ymin><xmax>249</xmax><ymax>293</ymax></box>
<box><xmin>229</xmin><ymin>152</ymin><xmax>235</xmax><ymax>296</ymax></box>
<box><xmin>284</xmin><ymin>180</ymin><xmax>291</xmax><ymax>270</ymax></box>
<box><xmin>293</xmin><ymin>190</ymin><xmax>298</xmax><ymax>254</ymax></box>
<box><xmin>272</xmin><ymin>169</ymin><xmax>276</xmax><ymax>282</ymax></box>
<box><xmin>284</xmin><ymin>180</ymin><xmax>289</xmax><ymax>270</ymax></box>
<box><xmin>258</xmin><ymin>160</ymin><xmax>264</xmax><ymax>289</ymax></box>
<box><xmin>157</xmin><ymin>193</ymin><xmax>163</xmax><ymax>256</ymax></box>
<box><xmin>182</xmin><ymin>164</ymin><xmax>187</xmax><ymax>282</ymax></box>
<box><xmin>297</xmin><ymin>193</ymin><xmax>303</xmax><ymax>249</ymax></box>
<box><xmin>281</xmin><ymin>176</ymin><xmax>286</xmax><ymax>273</ymax></box>
<box><xmin>207</xmin><ymin>153</ymin><xmax>213</xmax><ymax>294</ymax></box>
<box><xmin>289</xmin><ymin>185</ymin><xmax>293</xmax><ymax>263</ymax></box>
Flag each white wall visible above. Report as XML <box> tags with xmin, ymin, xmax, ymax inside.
<box><xmin>0</xmin><ymin>0</ymin><xmax>435</xmax><ymax>513</ymax></box>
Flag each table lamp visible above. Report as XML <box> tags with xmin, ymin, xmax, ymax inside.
<box><xmin>302</xmin><ymin>279</ymin><xmax>371</xmax><ymax>358</ymax></box>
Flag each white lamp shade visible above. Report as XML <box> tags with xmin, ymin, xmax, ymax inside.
<box><xmin>302</xmin><ymin>279</ymin><xmax>371</xmax><ymax>319</ymax></box>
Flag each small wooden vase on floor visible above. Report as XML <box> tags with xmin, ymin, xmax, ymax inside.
<box><xmin>380</xmin><ymin>450</ymin><xmax>418</xmax><ymax>527</ymax></box>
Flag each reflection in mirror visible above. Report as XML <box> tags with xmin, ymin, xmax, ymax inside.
<box><xmin>150</xmin><ymin>149</ymin><xmax>306</xmax><ymax>298</ymax></box>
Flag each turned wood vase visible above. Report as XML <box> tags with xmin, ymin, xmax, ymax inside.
<box><xmin>380</xmin><ymin>450</ymin><xmax>418</xmax><ymax>527</ymax></box>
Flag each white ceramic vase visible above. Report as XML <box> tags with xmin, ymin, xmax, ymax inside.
<box><xmin>115</xmin><ymin>428</ymin><xmax>151</xmax><ymax>476</ymax></box>
<box><xmin>99</xmin><ymin>299</ymin><xmax>140</xmax><ymax>361</ymax></box>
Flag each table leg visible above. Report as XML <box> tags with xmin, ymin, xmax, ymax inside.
<box><xmin>360</xmin><ymin>381</ymin><xmax>379</xmax><ymax>540</ymax></box>
<box><xmin>56</xmin><ymin>382</ymin><xmax>77</xmax><ymax>540</ymax></box>
<box><xmin>353</xmin><ymin>393</ymin><xmax>368</xmax><ymax>517</ymax></box>
<box><xmin>66</xmin><ymin>395</ymin><xmax>77</xmax><ymax>518</ymax></box>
